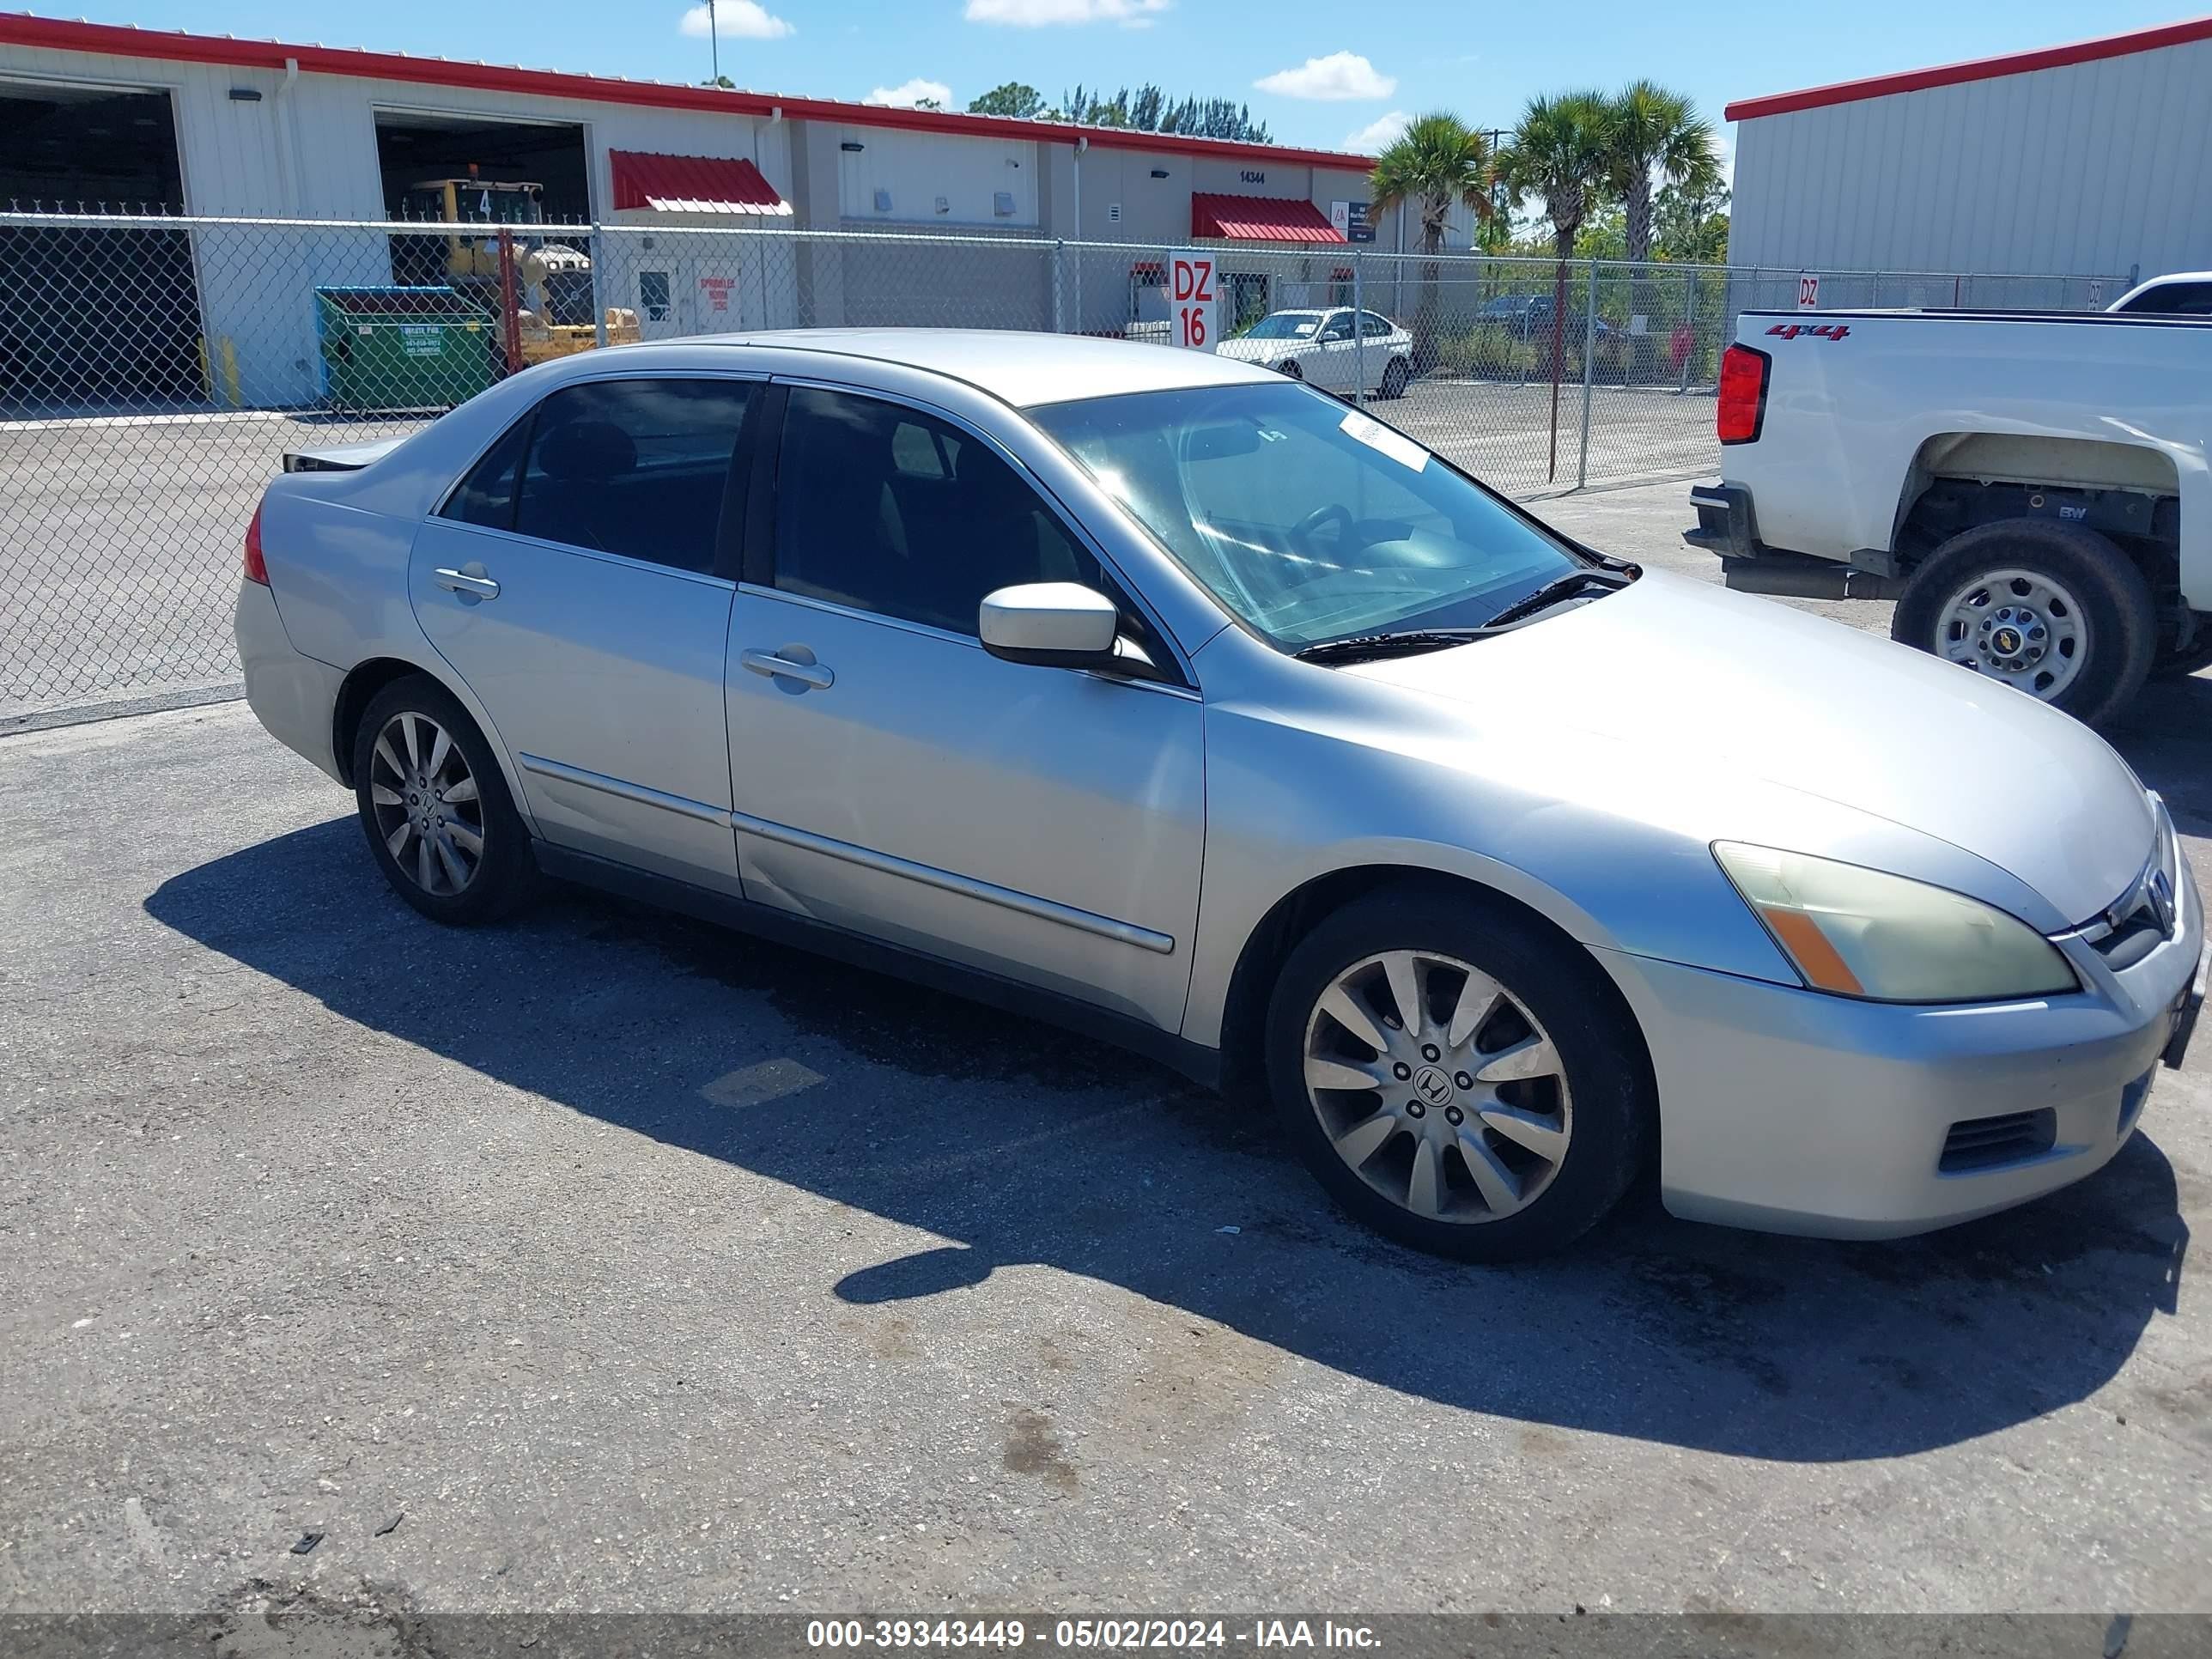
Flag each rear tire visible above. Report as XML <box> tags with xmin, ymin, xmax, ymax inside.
<box><xmin>1264</xmin><ymin>887</ymin><xmax>1651</xmax><ymax>1262</ymax></box>
<box><xmin>1891</xmin><ymin>519</ymin><xmax>2156</xmax><ymax>727</ymax></box>
<box><xmin>351</xmin><ymin>675</ymin><xmax>536</xmax><ymax>926</ymax></box>
<box><xmin>1381</xmin><ymin>357</ymin><xmax>1409</xmax><ymax>399</ymax></box>
<box><xmin>1279</xmin><ymin>359</ymin><xmax>1304</xmax><ymax>381</ymax></box>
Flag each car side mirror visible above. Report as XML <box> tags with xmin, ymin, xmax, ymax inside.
<box><xmin>978</xmin><ymin>583</ymin><xmax>1121</xmax><ymax>669</ymax></box>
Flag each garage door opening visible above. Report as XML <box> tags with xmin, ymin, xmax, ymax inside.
<box><xmin>0</xmin><ymin>81</ymin><xmax>203</xmax><ymax>410</ymax></box>
<box><xmin>376</xmin><ymin>111</ymin><xmax>596</xmax><ymax>326</ymax></box>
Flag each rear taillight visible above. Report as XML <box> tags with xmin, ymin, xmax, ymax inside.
<box><xmin>1717</xmin><ymin>343</ymin><xmax>1771</xmax><ymax>445</ymax></box>
<box><xmin>243</xmin><ymin>502</ymin><xmax>270</xmax><ymax>586</ymax></box>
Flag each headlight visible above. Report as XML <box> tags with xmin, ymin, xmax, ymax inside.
<box><xmin>1712</xmin><ymin>843</ymin><xmax>2078</xmax><ymax>1003</ymax></box>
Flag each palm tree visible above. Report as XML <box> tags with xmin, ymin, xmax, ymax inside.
<box><xmin>1368</xmin><ymin>114</ymin><xmax>1494</xmax><ymax>373</ymax></box>
<box><xmin>1496</xmin><ymin>92</ymin><xmax>1612</xmax><ymax>478</ymax></box>
<box><xmin>1606</xmin><ymin>81</ymin><xmax>1718</xmax><ymax>266</ymax></box>
<box><xmin>1604</xmin><ymin>81</ymin><xmax>1719</xmax><ymax>380</ymax></box>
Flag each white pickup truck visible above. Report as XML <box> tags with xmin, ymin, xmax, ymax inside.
<box><xmin>1686</xmin><ymin>306</ymin><xmax>2212</xmax><ymax>726</ymax></box>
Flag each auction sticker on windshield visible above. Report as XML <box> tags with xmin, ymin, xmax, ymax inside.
<box><xmin>1340</xmin><ymin>410</ymin><xmax>1428</xmax><ymax>473</ymax></box>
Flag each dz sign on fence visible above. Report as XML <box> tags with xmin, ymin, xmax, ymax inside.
<box><xmin>1170</xmin><ymin>251</ymin><xmax>1218</xmax><ymax>350</ymax></box>
<box><xmin>1797</xmin><ymin>273</ymin><xmax>1820</xmax><ymax>311</ymax></box>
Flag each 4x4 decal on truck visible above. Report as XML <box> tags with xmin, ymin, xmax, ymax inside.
<box><xmin>1765</xmin><ymin>323</ymin><xmax>1851</xmax><ymax>341</ymax></box>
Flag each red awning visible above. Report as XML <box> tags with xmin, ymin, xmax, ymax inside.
<box><xmin>1189</xmin><ymin>192</ymin><xmax>1345</xmax><ymax>244</ymax></box>
<box><xmin>610</xmin><ymin>149</ymin><xmax>790</xmax><ymax>216</ymax></box>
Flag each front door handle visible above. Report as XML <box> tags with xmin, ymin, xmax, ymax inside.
<box><xmin>740</xmin><ymin>647</ymin><xmax>834</xmax><ymax>690</ymax></box>
<box><xmin>434</xmin><ymin>565</ymin><xmax>501</xmax><ymax>602</ymax></box>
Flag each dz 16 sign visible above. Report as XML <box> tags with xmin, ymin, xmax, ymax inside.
<box><xmin>1170</xmin><ymin>251</ymin><xmax>1218</xmax><ymax>350</ymax></box>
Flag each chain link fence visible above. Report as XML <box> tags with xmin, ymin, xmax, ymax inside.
<box><xmin>0</xmin><ymin>210</ymin><xmax>2130</xmax><ymax>721</ymax></box>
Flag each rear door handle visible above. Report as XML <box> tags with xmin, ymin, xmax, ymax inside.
<box><xmin>434</xmin><ymin>566</ymin><xmax>501</xmax><ymax>602</ymax></box>
<box><xmin>740</xmin><ymin>648</ymin><xmax>834</xmax><ymax>690</ymax></box>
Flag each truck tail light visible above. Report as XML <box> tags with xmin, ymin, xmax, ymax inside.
<box><xmin>243</xmin><ymin>501</ymin><xmax>270</xmax><ymax>585</ymax></box>
<box><xmin>1717</xmin><ymin>344</ymin><xmax>1771</xmax><ymax>445</ymax></box>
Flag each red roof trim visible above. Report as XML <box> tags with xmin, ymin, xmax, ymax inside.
<box><xmin>1190</xmin><ymin>192</ymin><xmax>1346</xmax><ymax>245</ymax></box>
<box><xmin>1727</xmin><ymin>15</ymin><xmax>2212</xmax><ymax>121</ymax></box>
<box><xmin>0</xmin><ymin>12</ymin><xmax>1378</xmax><ymax>170</ymax></box>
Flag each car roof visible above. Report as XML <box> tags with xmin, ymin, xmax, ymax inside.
<box><xmin>679</xmin><ymin>327</ymin><xmax>1284</xmax><ymax>408</ymax></box>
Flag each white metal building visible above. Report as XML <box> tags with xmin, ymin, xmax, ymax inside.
<box><xmin>0</xmin><ymin>13</ymin><xmax>1404</xmax><ymax>406</ymax></box>
<box><xmin>1727</xmin><ymin>16</ymin><xmax>2212</xmax><ymax>282</ymax></box>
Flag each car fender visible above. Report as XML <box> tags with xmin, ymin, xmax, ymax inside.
<box><xmin>1177</xmin><ymin>666</ymin><xmax>1801</xmax><ymax>1051</ymax></box>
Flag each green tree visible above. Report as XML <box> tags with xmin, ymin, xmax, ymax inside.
<box><xmin>1057</xmin><ymin>83</ymin><xmax>1270</xmax><ymax>143</ymax></box>
<box><xmin>1655</xmin><ymin>174</ymin><xmax>1730</xmax><ymax>264</ymax></box>
<box><xmin>1367</xmin><ymin>112</ymin><xmax>1495</xmax><ymax>370</ymax></box>
<box><xmin>1496</xmin><ymin>91</ymin><xmax>1613</xmax><ymax>475</ymax></box>
<box><xmin>968</xmin><ymin>82</ymin><xmax>1045</xmax><ymax>118</ymax></box>
<box><xmin>1572</xmin><ymin>203</ymin><xmax>1627</xmax><ymax>262</ymax></box>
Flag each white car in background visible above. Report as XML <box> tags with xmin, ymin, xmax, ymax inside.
<box><xmin>1215</xmin><ymin>307</ymin><xmax>1413</xmax><ymax>399</ymax></box>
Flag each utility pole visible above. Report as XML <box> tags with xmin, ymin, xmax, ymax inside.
<box><xmin>708</xmin><ymin>0</ymin><xmax>720</xmax><ymax>84</ymax></box>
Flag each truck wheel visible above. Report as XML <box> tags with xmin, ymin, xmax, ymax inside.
<box><xmin>1891</xmin><ymin>520</ymin><xmax>2156</xmax><ymax>726</ymax></box>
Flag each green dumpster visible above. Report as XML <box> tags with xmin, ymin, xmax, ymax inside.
<box><xmin>313</xmin><ymin>286</ymin><xmax>495</xmax><ymax>412</ymax></box>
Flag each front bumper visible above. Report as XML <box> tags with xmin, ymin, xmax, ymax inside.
<box><xmin>1594</xmin><ymin>839</ymin><xmax>2205</xmax><ymax>1239</ymax></box>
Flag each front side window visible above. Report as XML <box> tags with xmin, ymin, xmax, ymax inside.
<box><xmin>510</xmin><ymin>378</ymin><xmax>752</xmax><ymax>574</ymax></box>
<box><xmin>1318</xmin><ymin>313</ymin><xmax>1354</xmax><ymax>342</ymax></box>
<box><xmin>773</xmin><ymin>388</ymin><xmax>1097</xmax><ymax>635</ymax></box>
<box><xmin>1029</xmin><ymin>382</ymin><xmax>1583</xmax><ymax>649</ymax></box>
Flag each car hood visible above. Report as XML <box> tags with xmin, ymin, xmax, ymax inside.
<box><xmin>1343</xmin><ymin>569</ymin><xmax>2154</xmax><ymax>928</ymax></box>
<box><xmin>1216</xmin><ymin>337</ymin><xmax>1298</xmax><ymax>365</ymax></box>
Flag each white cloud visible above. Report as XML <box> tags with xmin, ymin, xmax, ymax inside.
<box><xmin>1342</xmin><ymin>110</ymin><xmax>1409</xmax><ymax>152</ymax></box>
<box><xmin>678</xmin><ymin>1</ymin><xmax>793</xmax><ymax>40</ymax></box>
<box><xmin>865</xmin><ymin>77</ymin><xmax>953</xmax><ymax>108</ymax></box>
<box><xmin>1255</xmin><ymin>52</ymin><xmax>1395</xmax><ymax>101</ymax></box>
<box><xmin>963</xmin><ymin>0</ymin><xmax>1170</xmax><ymax>27</ymax></box>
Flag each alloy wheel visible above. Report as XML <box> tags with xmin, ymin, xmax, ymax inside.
<box><xmin>1301</xmin><ymin>949</ymin><xmax>1572</xmax><ymax>1224</ymax></box>
<box><xmin>368</xmin><ymin>710</ymin><xmax>486</xmax><ymax>897</ymax></box>
<box><xmin>1936</xmin><ymin>567</ymin><xmax>2087</xmax><ymax>700</ymax></box>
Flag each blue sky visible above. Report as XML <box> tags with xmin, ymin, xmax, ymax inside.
<box><xmin>55</xmin><ymin>0</ymin><xmax>2204</xmax><ymax>160</ymax></box>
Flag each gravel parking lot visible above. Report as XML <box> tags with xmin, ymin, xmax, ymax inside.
<box><xmin>0</xmin><ymin>380</ymin><xmax>1713</xmax><ymax>723</ymax></box>
<box><xmin>3</xmin><ymin>483</ymin><xmax>2209</xmax><ymax>1630</ymax></box>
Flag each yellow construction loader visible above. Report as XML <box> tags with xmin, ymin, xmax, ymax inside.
<box><xmin>398</xmin><ymin>177</ymin><xmax>638</xmax><ymax>364</ymax></box>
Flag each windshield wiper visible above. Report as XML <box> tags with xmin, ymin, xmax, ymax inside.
<box><xmin>1292</xmin><ymin>566</ymin><xmax>1639</xmax><ymax>665</ymax></box>
<box><xmin>1478</xmin><ymin>568</ymin><xmax>1636</xmax><ymax>630</ymax></box>
<box><xmin>1292</xmin><ymin>628</ymin><xmax>1495</xmax><ymax>665</ymax></box>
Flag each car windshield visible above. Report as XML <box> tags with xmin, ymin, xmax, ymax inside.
<box><xmin>1029</xmin><ymin>382</ymin><xmax>1585</xmax><ymax>648</ymax></box>
<box><xmin>1239</xmin><ymin>313</ymin><xmax>1323</xmax><ymax>339</ymax></box>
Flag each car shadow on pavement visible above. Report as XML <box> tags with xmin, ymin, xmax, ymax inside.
<box><xmin>147</xmin><ymin>819</ymin><xmax>2192</xmax><ymax>1466</ymax></box>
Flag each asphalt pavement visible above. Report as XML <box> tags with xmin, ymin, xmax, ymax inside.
<box><xmin>3</xmin><ymin>480</ymin><xmax>2209</xmax><ymax>1626</ymax></box>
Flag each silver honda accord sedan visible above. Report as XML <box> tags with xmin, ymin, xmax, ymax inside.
<box><xmin>235</xmin><ymin>329</ymin><xmax>2207</xmax><ymax>1260</ymax></box>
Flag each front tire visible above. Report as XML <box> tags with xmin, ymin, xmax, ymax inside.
<box><xmin>1264</xmin><ymin>888</ymin><xmax>1651</xmax><ymax>1261</ymax></box>
<box><xmin>1279</xmin><ymin>358</ymin><xmax>1304</xmax><ymax>381</ymax></box>
<box><xmin>351</xmin><ymin>675</ymin><xmax>536</xmax><ymax>925</ymax></box>
<box><xmin>1891</xmin><ymin>520</ymin><xmax>2155</xmax><ymax>726</ymax></box>
<box><xmin>1380</xmin><ymin>357</ymin><xmax>1409</xmax><ymax>399</ymax></box>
